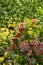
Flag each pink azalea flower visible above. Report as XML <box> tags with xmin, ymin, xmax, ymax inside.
<box><xmin>32</xmin><ymin>18</ymin><xmax>38</xmax><ymax>23</ymax></box>
<box><xmin>22</xmin><ymin>21</ymin><xmax>27</xmax><ymax>26</ymax></box>
<box><xmin>20</xmin><ymin>41</ymin><xmax>32</xmax><ymax>55</ymax></box>
<box><xmin>17</xmin><ymin>24</ymin><xmax>22</xmax><ymax>29</ymax></box>
<box><xmin>33</xmin><ymin>38</ymin><xmax>40</xmax><ymax>46</ymax></box>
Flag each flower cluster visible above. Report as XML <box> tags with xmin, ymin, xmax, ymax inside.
<box><xmin>0</xmin><ymin>20</ymin><xmax>43</xmax><ymax>65</ymax></box>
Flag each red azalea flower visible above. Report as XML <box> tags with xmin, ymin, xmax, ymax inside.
<box><xmin>17</xmin><ymin>23</ymin><xmax>25</xmax><ymax>32</ymax></box>
<box><xmin>24</xmin><ymin>50</ymin><xmax>29</xmax><ymax>54</ymax></box>
<box><xmin>12</xmin><ymin>44</ymin><xmax>17</xmax><ymax>49</ymax></box>
<box><xmin>19</xmin><ymin>27</ymin><xmax>25</xmax><ymax>32</ymax></box>
<box><xmin>16</xmin><ymin>32</ymin><xmax>22</xmax><ymax>38</ymax></box>
<box><xmin>29</xmin><ymin>44</ymin><xmax>33</xmax><ymax>48</ymax></box>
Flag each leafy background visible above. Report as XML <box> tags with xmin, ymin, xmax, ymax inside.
<box><xmin>0</xmin><ymin>0</ymin><xmax>43</xmax><ymax>65</ymax></box>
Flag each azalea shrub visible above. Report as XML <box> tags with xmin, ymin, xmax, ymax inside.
<box><xmin>0</xmin><ymin>0</ymin><xmax>43</xmax><ymax>65</ymax></box>
<box><xmin>0</xmin><ymin>20</ymin><xmax>43</xmax><ymax>65</ymax></box>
